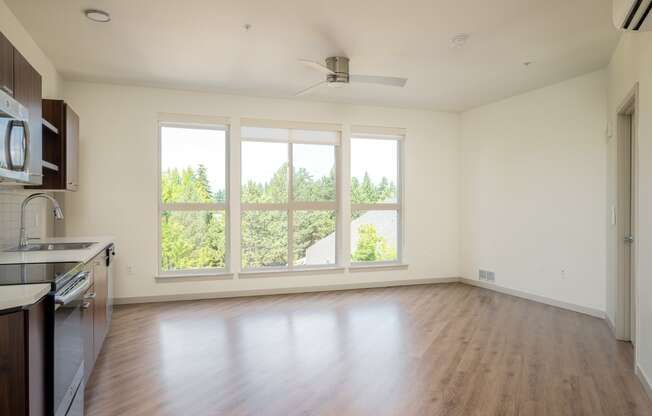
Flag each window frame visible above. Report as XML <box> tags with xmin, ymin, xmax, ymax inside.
<box><xmin>349</xmin><ymin>132</ymin><xmax>405</xmax><ymax>266</ymax></box>
<box><xmin>156</xmin><ymin>120</ymin><xmax>231</xmax><ymax>277</ymax></box>
<box><xmin>240</xmin><ymin>122</ymin><xmax>341</xmax><ymax>272</ymax></box>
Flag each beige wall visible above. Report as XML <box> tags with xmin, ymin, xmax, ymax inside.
<box><xmin>607</xmin><ymin>31</ymin><xmax>652</xmax><ymax>390</ymax></box>
<box><xmin>61</xmin><ymin>81</ymin><xmax>461</xmax><ymax>300</ymax></box>
<box><xmin>459</xmin><ymin>70</ymin><xmax>608</xmax><ymax>312</ymax></box>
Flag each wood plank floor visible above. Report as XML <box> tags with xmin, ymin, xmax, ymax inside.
<box><xmin>85</xmin><ymin>283</ymin><xmax>652</xmax><ymax>416</ymax></box>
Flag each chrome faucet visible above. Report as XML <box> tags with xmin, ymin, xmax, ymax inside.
<box><xmin>19</xmin><ymin>193</ymin><xmax>64</xmax><ymax>247</ymax></box>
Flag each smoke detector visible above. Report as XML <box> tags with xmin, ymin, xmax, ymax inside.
<box><xmin>84</xmin><ymin>9</ymin><xmax>111</xmax><ymax>23</ymax></box>
<box><xmin>451</xmin><ymin>33</ymin><xmax>470</xmax><ymax>48</ymax></box>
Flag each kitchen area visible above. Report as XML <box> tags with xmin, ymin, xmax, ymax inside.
<box><xmin>0</xmin><ymin>28</ymin><xmax>116</xmax><ymax>416</ymax></box>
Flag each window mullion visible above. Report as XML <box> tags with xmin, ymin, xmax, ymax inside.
<box><xmin>287</xmin><ymin>141</ymin><xmax>294</xmax><ymax>269</ymax></box>
<box><xmin>351</xmin><ymin>203</ymin><xmax>401</xmax><ymax>211</ymax></box>
<box><xmin>241</xmin><ymin>203</ymin><xmax>289</xmax><ymax>211</ymax></box>
<box><xmin>162</xmin><ymin>202</ymin><xmax>227</xmax><ymax>211</ymax></box>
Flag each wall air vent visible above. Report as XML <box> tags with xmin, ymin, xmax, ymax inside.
<box><xmin>614</xmin><ymin>0</ymin><xmax>652</xmax><ymax>31</ymax></box>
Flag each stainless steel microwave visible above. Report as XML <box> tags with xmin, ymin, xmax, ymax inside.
<box><xmin>0</xmin><ymin>89</ymin><xmax>39</xmax><ymax>184</ymax></box>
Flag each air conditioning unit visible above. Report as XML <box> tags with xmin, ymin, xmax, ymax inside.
<box><xmin>614</xmin><ymin>0</ymin><xmax>652</xmax><ymax>31</ymax></box>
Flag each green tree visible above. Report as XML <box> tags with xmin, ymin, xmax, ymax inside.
<box><xmin>293</xmin><ymin>210</ymin><xmax>336</xmax><ymax>263</ymax></box>
<box><xmin>351</xmin><ymin>224</ymin><xmax>396</xmax><ymax>262</ymax></box>
<box><xmin>351</xmin><ymin>173</ymin><xmax>396</xmax><ymax>205</ymax></box>
<box><xmin>162</xmin><ymin>161</ymin><xmax>397</xmax><ymax>270</ymax></box>
<box><xmin>160</xmin><ymin>165</ymin><xmax>226</xmax><ymax>271</ymax></box>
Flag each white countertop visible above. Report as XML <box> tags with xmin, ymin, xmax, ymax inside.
<box><xmin>0</xmin><ymin>283</ymin><xmax>50</xmax><ymax>310</ymax></box>
<box><xmin>0</xmin><ymin>236</ymin><xmax>115</xmax><ymax>265</ymax></box>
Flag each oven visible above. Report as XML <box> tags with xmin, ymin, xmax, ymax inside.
<box><xmin>0</xmin><ymin>88</ymin><xmax>32</xmax><ymax>183</ymax></box>
<box><xmin>54</xmin><ymin>268</ymin><xmax>92</xmax><ymax>416</ymax></box>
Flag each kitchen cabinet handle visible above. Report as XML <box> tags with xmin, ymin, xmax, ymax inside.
<box><xmin>84</xmin><ymin>292</ymin><xmax>96</xmax><ymax>300</ymax></box>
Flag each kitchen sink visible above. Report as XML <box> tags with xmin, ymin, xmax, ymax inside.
<box><xmin>4</xmin><ymin>242</ymin><xmax>97</xmax><ymax>252</ymax></box>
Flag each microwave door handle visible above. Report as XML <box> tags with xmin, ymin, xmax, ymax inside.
<box><xmin>4</xmin><ymin>121</ymin><xmax>12</xmax><ymax>170</ymax></box>
<box><xmin>22</xmin><ymin>120</ymin><xmax>29</xmax><ymax>172</ymax></box>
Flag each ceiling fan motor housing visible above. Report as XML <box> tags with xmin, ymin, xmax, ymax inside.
<box><xmin>326</xmin><ymin>56</ymin><xmax>350</xmax><ymax>83</ymax></box>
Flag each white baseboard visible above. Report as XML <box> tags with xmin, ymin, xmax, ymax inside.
<box><xmin>636</xmin><ymin>365</ymin><xmax>652</xmax><ymax>401</ymax></box>
<box><xmin>114</xmin><ymin>277</ymin><xmax>461</xmax><ymax>305</ymax></box>
<box><xmin>606</xmin><ymin>314</ymin><xmax>616</xmax><ymax>336</ymax></box>
<box><xmin>115</xmin><ymin>277</ymin><xmax>607</xmax><ymax>321</ymax></box>
<box><xmin>459</xmin><ymin>278</ymin><xmax>605</xmax><ymax>319</ymax></box>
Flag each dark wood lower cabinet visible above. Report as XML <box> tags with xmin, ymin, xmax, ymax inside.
<box><xmin>82</xmin><ymin>285</ymin><xmax>95</xmax><ymax>381</ymax></box>
<box><xmin>25</xmin><ymin>296</ymin><xmax>53</xmax><ymax>416</ymax></box>
<box><xmin>0</xmin><ymin>295</ymin><xmax>53</xmax><ymax>416</ymax></box>
<box><xmin>84</xmin><ymin>248</ymin><xmax>112</xmax><ymax>380</ymax></box>
<box><xmin>0</xmin><ymin>308</ymin><xmax>26</xmax><ymax>415</ymax></box>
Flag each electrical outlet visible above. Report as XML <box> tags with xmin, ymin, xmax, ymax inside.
<box><xmin>479</xmin><ymin>270</ymin><xmax>487</xmax><ymax>281</ymax></box>
<box><xmin>561</xmin><ymin>269</ymin><xmax>566</xmax><ymax>280</ymax></box>
<box><xmin>486</xmin><ymin>271</ymin><xmax>495</xmax><ymax>282</ymax></box>
<box><xmin>127</xmin><ymin>265</ymin><xmax>133</xmax><ymax>275</ymax></box>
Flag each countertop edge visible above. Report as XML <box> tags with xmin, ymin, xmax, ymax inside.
<box><xmin>0</xmin><ymin>284</ymin><xmax>50</xmax><ymax>311</ymax></box>
<box><xmin>0</xmin><ymin>236</ymin><xmax>115</xmax><ymax>265</ymax></box>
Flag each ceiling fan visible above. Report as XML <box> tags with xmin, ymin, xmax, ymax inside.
<box><xmin>296</xmin><ymin>56</ymin><xmax>408</xmax><ymax>96</ymax></box>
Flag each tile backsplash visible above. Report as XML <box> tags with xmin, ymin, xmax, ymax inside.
<box><xmin>0</xmin><ymin>189</ymin><xmax>48</xmax><ymax>250</ymax></box>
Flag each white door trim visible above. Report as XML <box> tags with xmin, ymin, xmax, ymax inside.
<box><xmin>614</xmin><ymin>83</ymin><xmax>639</xmax><ymax>356</ymax></box>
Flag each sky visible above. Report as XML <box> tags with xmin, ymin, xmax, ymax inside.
<box><xmin>161</xmin><ymin>127</ymin><xmax>398</xmax><ymax>194</ymax></box>
<box><xmin>161</xmin><ymin>127</ymin><xmax>226</xmax><ymax>193</ymax></box>
<box><xmin>350</xmin><ymin>138</ymin><xmax>398</xmax><ymax>184</ymax></box>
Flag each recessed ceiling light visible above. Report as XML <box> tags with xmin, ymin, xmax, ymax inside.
<box><xmin>451</xmin><ymin>33</ymin><xmax>470</xmax><ymax>48</ymax></box>
<box><xmin>84</xmin><ymin>9</ymin><xmax>111</xmax><ymax>23</ymax></box>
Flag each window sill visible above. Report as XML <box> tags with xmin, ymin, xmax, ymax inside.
<box><xmin>348</xmin><ymin>263</ymin><xmax>409</xmax><ymax>272</ymax></box>
<box><xmin>239</xmin><ymin>266</ymin><xmax>345</xmax><ymax>278</ymax></box>
<box><xmin>155</xmin><ymin>271</ymin><xmax>234</xmax><ymax>280</ymax></box>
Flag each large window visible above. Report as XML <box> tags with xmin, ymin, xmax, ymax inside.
<box><xmin>350</xmin><ymin>133</ymin><xmax>403</xmax><ymax>264</ymax></box>
<box><xmin>241</xmin><ymin>122</ymin><xmax>340</xmax><ymax>270</ymax></box>
<box><xmin>158</xmin><ymin>123</ymin><xmax>228</xmax><ymax>275</ymax></box>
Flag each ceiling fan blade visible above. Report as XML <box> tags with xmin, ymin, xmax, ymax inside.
<box><xmin>299</xmin><ymin>59</ymin><xmax>335</xmax><ymax>75</ymax></box>
<box><xmin>350</xmin><ymin>74</ymin><xmax>408</xmax><ymax>87</ymax></box>
<box><xmin>295</xmin><ymin>81</ymin><xmax>327</xmax><ymax>96</ymax></box>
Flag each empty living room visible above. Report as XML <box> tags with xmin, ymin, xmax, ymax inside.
<box><xmin>0</xmin><ymin>0</ymin><xmax>651</xmax><ymax>415</ymax></box>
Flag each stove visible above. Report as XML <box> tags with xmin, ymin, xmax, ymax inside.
<box><xmin>0</xmin><ymin>262</ymin><xmax>84</xmax><ymax>291</ymax></box>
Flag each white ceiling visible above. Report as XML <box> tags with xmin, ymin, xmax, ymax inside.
<box><xmin>7</xmin><ymin>0</ymin><xmax>620</xmax><ymax>111</ymax></box>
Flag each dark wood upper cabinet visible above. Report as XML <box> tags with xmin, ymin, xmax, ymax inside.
<box><xmin>0</xmin><ymin>31</ymin><xmax>14</xmax><ymax>97</ymax></box>
<box><xmin>28</xmin><ymin>100</ymin><xmax>79</xmax><ymax>191</ymax></box>
<box><xmin>13</xmin><ymin>49</ymin><xmax>43</xmax><ymax>184</ymax></box>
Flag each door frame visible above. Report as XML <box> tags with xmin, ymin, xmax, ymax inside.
<box><xmin>615</xmin><ymin>83</ymin><xmax>638</xmax><ymax>351</ymax></box>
